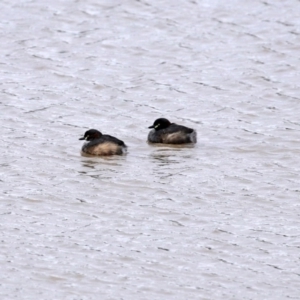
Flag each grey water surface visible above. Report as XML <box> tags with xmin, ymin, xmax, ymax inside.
<box><xmin>1</xmin><ymin>0</ymin><xmax>300</xmax><ymax>299</ymax></box>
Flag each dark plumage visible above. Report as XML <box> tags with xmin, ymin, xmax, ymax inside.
<box><xmin>79</xmin><ymin>129</ymin><xmax>127</xmax><ymax>156</ymax></box>
<box><xmin>148</xmin><ymin>118</ymin><xmax>197</xmax><ymax>144</ymax></box>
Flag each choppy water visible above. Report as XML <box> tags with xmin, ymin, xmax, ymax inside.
<box><xmin>1</xmin><ymin>0</ymin><xmax>300</xmax><ymax>299</ymax></box>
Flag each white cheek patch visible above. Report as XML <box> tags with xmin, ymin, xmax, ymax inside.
<box><xmin>155</xmin><ymin>124</ymin><xmax>160</xmax><ymax>129</ymax></box>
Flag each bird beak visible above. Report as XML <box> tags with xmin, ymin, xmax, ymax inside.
<box><xmin>148</xmin><ymin>125</ymin><xmax>154</xmax><ymax>129</ymax></box>
<box><xmin>79</xmin><ymin>136</ymin><xmax>85</xmax><ymax>140</ymax></box>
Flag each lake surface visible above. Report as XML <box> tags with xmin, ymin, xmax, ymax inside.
<box><xmin>1</xmin><ymin>0</ymin><xmax>300</xmax><ymax>299</ymax></box>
